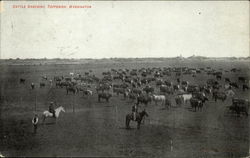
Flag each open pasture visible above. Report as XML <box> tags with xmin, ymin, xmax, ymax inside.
<box><xmin>0</xmin><ymin>58</ymin><xmax>249</xmax><ymax>157</ymax></box>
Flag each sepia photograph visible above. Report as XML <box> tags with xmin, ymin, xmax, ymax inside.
<box><xmin>0</xmin><ymin>1</ymin><xmax>249</xmax><ymax>157</ymax></box>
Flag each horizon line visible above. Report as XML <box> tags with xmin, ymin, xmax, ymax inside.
<box><xmin>1</xmin><ymin>56</ymin><xmax>250</xmax><ymax>60</ymax></box>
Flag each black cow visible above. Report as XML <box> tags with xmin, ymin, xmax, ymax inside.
<box><xmin>229</xmin><ymin>82</ymin><xmax>239</xmax><ymax>89</ymax></box>
<box><xmin>20</xmin><ymin>78</ymin><xmax>25</xmax><ymax>84</ymax></box>
<box><xmin>137</xmin><ymin>95</ymin><xmax>152</xmax><ymax>106</ymax></box>
<box><xmin>40</xmin><ymin>82</ymin><xmax>45</xmax><ymax>88</ymax></box>
<box><xmin>238</xmin><ymin>77</ymin><xmax>246</xmax><ymax>83</ymax></box>
<box><xmin>98</xmin><ymin>92</ymin><xmax>112</xmax><ymax>102</ymax></box>
<box><xmin>243</xmin><ymin>84</ymin><xmax>249</xmax><ymax>91</ymax></box>
<box><xmin>190</xmin><ymin>98</ymin><xmax>203</xmax><ymax>112</ymax></box>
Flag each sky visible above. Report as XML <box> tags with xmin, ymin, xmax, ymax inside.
<box><xmin>0</xmin><ymin>1</ymin><xmax>249</xmax><ymax>59</ymax></box>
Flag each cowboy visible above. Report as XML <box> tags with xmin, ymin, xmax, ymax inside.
<box><xmin>132</xmin><ymin>103</ymin><xmax>138</xmax><ymax>121</ymax></box>
<box><xmin>49</xmin><ymin>102</ymin><xmax>56</xmax><ymax>118</ymax></box>
<box><xmin>32</xmin><ymin>114</ymin><xmax>39</xmax><ymax>133</ymax></box>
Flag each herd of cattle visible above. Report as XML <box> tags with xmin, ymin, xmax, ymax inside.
<box><xmin>19</xmin><ymin>66</ymin><xmax>250</xmax><ymax>117</ymax></box>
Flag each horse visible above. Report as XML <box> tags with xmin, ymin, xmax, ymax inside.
<box><xmin>42</xmin><ymin>106</ymin><xmax>65</xmax><ymax>124</ymax></box>
<box><xmin>125</xmin><ymin>109</ymin><xmax>149</xmax><ymax>129</ymax></box>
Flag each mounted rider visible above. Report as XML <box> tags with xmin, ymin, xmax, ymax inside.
<box><xmin>132</xmin><ymin>103</ymin><xmax>138</xmax><ymax>121</ymax></box>
<box><xmin>49</xmin><ymin>102</ymin><xmax>56</xmax><ymax>118</ymax></box>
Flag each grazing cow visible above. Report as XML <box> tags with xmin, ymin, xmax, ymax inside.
<box><xmin>228</xmin><ymin>98</ymin><xmax>249</xmax><ymax>116</ymax></box>
<box><xmin>113</xmin><ymin>88</ymin><xmax>126</xmax><ymax>96</ymax></box>
<box><xmin>128</xmin><ymin>92</ymin><xmax>138</xmax><ymax>101</ymax></box>
<box><xmin>165</xmin><ymin>81</ymin><xmax>172</xmax><ymax>87</ymax></box>
<box><xmin>20</xmin><ymin>78</ymin><xmax>25</xmax><ymax>84</ymax></box>
<box><xmin>66</xmin><ymin>86</ymin><xmax>77</xmax><ymax>94</ymax></box>
<box><xmin>143</xmin><ymin>86</ymin><xmax>154</xmax><ymax>94</ymax></box>
<box><xmin>141</xmin><ymin>78</ymin><xmax>148</xmax><ymax>85</ymax></box>
<box><xmin>137</xmin><ymin>95</ymin><xmax>152</xmax><ymax>106</ymax></box>
<box><xmin>40</xmin><ymin>82</ymin><xmax>45</xmax><ymax>88</ymax></box>
<box><xmin>192</xmin><ymin>92</ymin><xmax>208</xmax><ymax>104</ymax></box>
<box><xmin>160</xmin><ymin>85</ymin><xmax>174</xmax><ymax>94</ymax></box>
<box><xmin>82</xmin><ymin>89</ymin><xmax>93</xmax><ymax>96</ymax></box>
<box><xmin>243</xmin><ymin>84</ymin><xmax>249</xmax><ymax>91</ymax></box>
<box><xmin>181</xmin><ymin>81</ymin><xmax>189</xmax><ymax>86</ymax></box>
<box><xmin>173</xmin><ymin>85</ymin><xmax>180</xmax><ymax>91</ymax></box>
<box><xmin>131</xmin><ymin>88</ymin><xmax>142</xmax><ymax>95</ymax></box>
<box><xmin>213</xmin><ymin>92</ymin><xmax>227</xmax><ymax>102</ymax></box>
<box><xmin>151</xmin><ymin>94</ymin><xmax>166</xmax><ymax>106</ymax></box>
<box><xmin>190</xmin><ymin>98</ymin><xmax>203</xmax><ymax>112</ymax></box>
<box><xmin>156</xmin><ymin>79</ymin><xmax>164</xmax><ymax>86</ymax></box>
<box><xmin>229</xmin><ymin>82</ymin><xmax>239</xmax><ymax>89</ymax></box>
<box><xmin>96</xmin><ymin>83</ymin><xmax>112</xmax><ymax>92</ymax></box>
<box><xmin>238</xmin><ymin>77</ymin><xmax>246</xmax><ymax>83</ymax></box>
<box><xmin>175</xmin><ymin>95</ymin><xmax>183</xmax><ymax>105</ymax></box>
<box><xmin>98</xmin><ymin>92</ymin><xmax>112</xmax><ymax>102</ymax></box>
<box><xmin>181</xmin><ymin>93</ymin><xmax>193</xmax><ymax>104</ymax></box>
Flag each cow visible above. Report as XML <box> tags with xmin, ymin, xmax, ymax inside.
<box><xmin>190</xmin><ymin>98</ymin><xmax>203</xmax><ymax>112</ymax></box>
<box><xmin>40</xmin><ymin>82</ymin><xmax>45</xmax><ymax>88</ymax></box>
<box><xmin>20</xmin><ymin>78</ymin><xmax>25</xmax><ymax>84</ymax></box>
<box><xmin>160</xmin><ymin>85</ymin><xmax>174</xmax><ymax>95</ymax></box>
<box><xmin>66</xmin><ymin>86</ymin><xmax>77</xmax><ymax>94</ymax></box>
<box><xmin>229</xmin><ymin>82</ymin><xmax>239</xmax><ymax>89</ymax></box>
<box><xmin>82</xmin><ymin>89</ymin><xmax>93</xmax><ymax>96</ymax></box>
<box><xmin>98</xmin><ymin>92</ymin><xmax>112</xmax><ymax>102</ymax></box>
<box><xmin>137</xmin><ymin>95</ymin><xmax>152</xmax><ymax>106</ymax></box>
<box><xmin>173</xmin><ymin>85</ymin><xmax>180</xmax><ymax>91</ymax></box>
<box><xmin>151</xmin><ymin>94</ymin><xmax>166</xmax><ymax>106</ymax></box>
<box><xmin>143</xmin><ymin>86</ymin><xmax>154</xmax><ymax>94</ymax></box>
<box><xmin>96</xmin><ymin>83</ymin><xmax>112</xmax><ymax>92</ymax></box>
<box><xmin>238</xmin><ymin>77</ymin><xmax>247</xmax><ymax>83</ymax></box>
<box><xmin>113</xmin><ymin>88</ymin><xmax>126</xmax><ymax>96</ymax></box>
<box><xmin>243</xmin><ymin>84</ymin><xmax>249</xmax><ymax>91</ymax></box>
<box><xmin>228</xmin><ymin>98</ymin><xmax>249</xmax><ymax>116</ymax></box>
<box><xmin>216</xmin><ymin>75</ymin><xmax>222</xmax><ymax>80</ymax></box>
<box><xmin>213</xmin><ymin>92</ymin><xmax>227</xmax><ymax>102</ymax></box>
<box><xmin>180</xmin><ymin>93</ymin><xmax>192</xmax><ymax>104</ymax></box>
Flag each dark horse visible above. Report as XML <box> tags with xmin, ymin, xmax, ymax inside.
<box><xmin>125</xmin><ymin>109</ymin><xmax>149</xmax><ymax>129</ymax></box>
